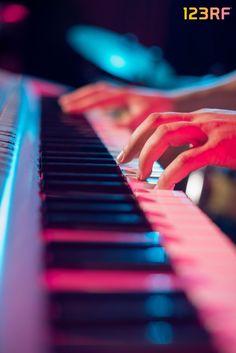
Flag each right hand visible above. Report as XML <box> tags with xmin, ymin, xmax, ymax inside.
<box><xmin>117</xmin><ymin>109</ymin><xmax>236</xmax><ymax>189</ymax></box>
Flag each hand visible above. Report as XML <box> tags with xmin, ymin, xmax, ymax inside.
<box><xmin>59</xmin><ymin>82</ymin><xmax>173</xmax><ymax>130</ymax></box>
<box><xmin>116</xmin><ymin>109</ymin><xmax>236</xmax><ymax>189</ymax></box>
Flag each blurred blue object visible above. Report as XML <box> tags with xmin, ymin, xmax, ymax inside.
<box><xmin>67</xmin><ymin>25</ymin><xmax>216</xmax><ymax>89</ymax></box>
<box><xmin>67</xmin><ymin>25</ymin><xmax>176</xmax><ymax>88</ymax></box>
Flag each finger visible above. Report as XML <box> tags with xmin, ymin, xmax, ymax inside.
<box><xmin>61</xmin><ymin>91</ymin><xmax>127</xmax><ymax>113</ymax></box>
<box><xmin>118</xmin><ymin>112</ymin><xmax>192</xmax><ymax>164</ymax></box>
<box><xmin>127</xmin><ymin>98</ymin><xmax>174</xmax><ymax>130</ymax></box>
<box><xmin>116</xmin><ymin>104</ymin><xmax>155</xmax><ymax>130</ymax></box>
<box><xmin>59</xmin><ymin>82</ymin><xmax>109</xmax><ymax>105</ymax></box>
<box><xmin>156</xmin><ymin>144</ymin><xmax>212</xmax><ymax>189</ymax></box>
<box><xmin>138</xmin><ymin>122</ymin><xmax>208</xmax><ymax>180</ymax></box>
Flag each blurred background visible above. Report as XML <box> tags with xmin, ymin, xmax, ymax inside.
<box><xmin>0</xmin><ymin>0</ymin><xmax>235</xmax><ymax>85</ymax></box>
<box><xmin>0</xmin><ymin>0</ymin><xmax>235</xmax><ymax>238</ymax></box>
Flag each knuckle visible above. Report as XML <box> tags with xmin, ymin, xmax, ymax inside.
<box><xmin>193</xmin><ymin>108</ymin><xmax>208</xmax><ymax>114</ymax></box>
<box><xmin>178</xmin><ymin>152</ymin><xmax>192</xmax><ymax>166</ymax></box>
<box><xmin>147</xmin><ymin>113</ymin><xmax>159</xmax><ymax>126</ymax></box>
<box><xmin>157</xmin><ymin>124</ymin><xmax>170</xmax><ymax>136</ymax></box>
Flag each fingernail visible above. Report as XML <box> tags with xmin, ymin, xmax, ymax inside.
<box><xmin>137</xmin><ymin>170</ymin><xmax>144</xmax><ymax>180</ymax></box>
<box><xmin>116</xmin><ymin>151</ymin><xmax>124</xmax><ymax>163</ymax></box>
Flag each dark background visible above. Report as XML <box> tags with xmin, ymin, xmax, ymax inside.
<box><xmin>0</xmin><ymin>0</ymin><xmax>235</xmax><ymax>87</ymax></box>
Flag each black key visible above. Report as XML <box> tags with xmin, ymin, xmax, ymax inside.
<box><xmin>42</xmin><ymin>180</ymin><xmax>130</xmax><ymax>194</ymax></box>
<box><xmin>44</xmin><ymin>212</ymin><xmax>150</xmax><ymax>232</ymax></box>
<box><xmin>45</xmin><ymin>242</ymin><xmax>170</xmax><ymax>270</ymax></box>
<box><xmin>42</xmin><ymin>151</ymin><xmax>111</xmax><ymax>158</ymax></box>
<box><xmin>43</xmin><ymin>201</ymin><xmax>136</xmax><ymax>213</ymax></box>
<box><xmin>42</xmin><ymin>157</ymin><xmax>116</xmax><ymax>164</ymax></box>
<box><xmin>50</xmin><ymin>321</ymin><xmax>213</xmax><ymax>348</ymax></box>
<box><xmin>41</xmin><ymin>144</ymin><xmax>108</xmax><ymax>152</ymax></box>
<box><xmin>41</xmin><ymin>162</ymin><xmax>121</xmax><ymax>174</ymax></box>
<box><xmin>41</xmin><ymin>137</ymin><xmax>102</xmax><ymax>144</ymax></box>
<box><xmin>45</xmin><ymin>193</ymin><xmax>136</xmax><ymax>204</ymax></box>
<box><xmin>42</xmin><ymin>172</ymin><xmax>124</xmax><ymax>182</ymax></box>
<box><xmin>49</xmin><ymin>292</ymin><xmax>196</xmax><ymax>324</ymax></box>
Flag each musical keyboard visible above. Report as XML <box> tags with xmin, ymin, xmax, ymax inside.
<box><xmin>0</xmin><ymin>71</ymin><xmax>236</xmax><ymax>353</ymax></box>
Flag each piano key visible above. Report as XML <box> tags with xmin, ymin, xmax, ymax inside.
<box><xmin>48</xmin><ymin>291</ymin><xmax>196</xmax><ymax>324</ymax></box>
<box><xmin>42</xmin><ymin>172</ymin><xmax>124</xmax><ymax>182</ymax></box>
<box><xmin>0</xmin><ymin>129</ymin><xmax>16</xmax><ymax>137</ymax></box>
<box><xmin>41</xmin><ymin>162</ymin><xmax>122</xmax><ymax>174</ymax></box>
<box><xmin>50</xmin><ymin>321</ymin><xmax>213</xmax><ymax>348</ymax></box>
<box><xmin>41</xmin><ymin>136</ymin><xmax>101</xmax><ymax>143</ymax></box>
<box><xmin>44</xmin><ymin>193</ymin><xmax>136</xmax><ymax>204</ymax></box>
<box><xmin>43</xmin><ymin>229</ymin><xmax>161</xmax><ymax>245</ymax></box>
<box><xmin>39</xmin><ymin>97</ymin><xmax>218</xmax><ymax>353</ymax></box>
<box><xmin>41</xmin><ymin>131</ymin><xmax>98</xmax><ymax>138</ymax></box>
<box><xmin>45</xmin><ymin>243</ymin><xmax>170</xmax><ymax>270</ymax></box>
<box><xmin>51</xmin><ymin>343</ymin><xmax>215</xmax><ymax>353</ymax></box>
<box><xmin>41</xmin><ymin>157</ymin><xmax>116</xmax><ymax>164</ymax></box>
<box><xmin>0</xmin><ymin>141</ymin><xmax>15</xmax><ymax>150</ymax></box>
<box><xmin>44</xmin><ymin>269</ymin><xmax>179</xmax><ymax>293</ymax></box>
<box><xmin>44</xmin><ymin>212</ymin><xmax>151</xmax><ymax>232</ymax></box>
<box><xmin>43</xmin><ymin>201</ymin><xmax>136</xmax><ymax>213</ymax></box>
<box><xmin>0</xmin><ymin>147</ymin><xmax>14</xmax><ymax>156</ymax></box>
<box><xmin>0</xmin><ymin>135</ymin><xmax>15</xmax><ymax>144</ymax></box>
<box><xmin>41</xmin><ymin>144</ymin><xmax>108</xmax><ymax>152</ymax></box>
<box><xmin>42</xmin><ymin>180</ymin><xmax>131</xmax><ymax>193</ymax></box>
<box><xmin>42</xmin><ymin>151</ymin><xmax>112</xmax><ymax>158</ymax></box>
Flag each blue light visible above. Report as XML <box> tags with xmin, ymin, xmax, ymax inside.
<box><xmin>145</xmin><ymin>295</ymin><xmax>173</xmax><ymax>317</ymax></box>
<box><xmin>146</xmin><ymin>322</ymin><xmax>173</xmax><ymax>344</ymax></box>
<box><xmin>145</xmin><ymin>231</ymin><xmax>160</xmax><ymax>244</ymax></box>
<box><xmin>0</xmin><ymin>82</ymin><xmax>30</xmax><ymax>282</ymax></box>
<box><xmin>110</xmin><ymin>55</ymin><xmax>126</xmax><ymax>68</ymax></box>
<box><xmin>146</xmin><ymin>247</ymin><xmax>166</xmax><ymax>262</ymax></box>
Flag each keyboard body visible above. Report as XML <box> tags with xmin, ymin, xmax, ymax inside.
<box><xmin>0</xmin><ymin>70</ymin><xmax>236</xmax><ymax>353</ymax></box>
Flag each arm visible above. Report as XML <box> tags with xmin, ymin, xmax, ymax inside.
<box><xmin>172</xmin><ymin>71</ymin><xmax>236</xmax><ymax>111</ymax></box>
<box><xmin>59</xmin><ymin>71</ymin><xmax>236</xmax><ymax>129</ymax></box>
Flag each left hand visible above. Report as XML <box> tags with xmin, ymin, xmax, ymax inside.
<box><xmin>59</xmin><ymin>81</ymin><xmax>173</xmax><ymax>130</ymax></box>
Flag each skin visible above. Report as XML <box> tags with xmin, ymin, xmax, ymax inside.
<box><xmin>59</xmin><ymin>72</ymin><xmax>236</xmax><ymax>189</ymax></box>
<box><xmin>59</xmin><ymin>71</ymin><xmax>236</xmax><ymax>129</ymax></box>
<box><xmin>117</xmin><ymin>109</ymin><xmax>236</xmax><ymax>189</ymax></box>
<box><xmin>59</xmin><ymin>82</ymin><xmax>173</xmax><ymax>130</ymax></box>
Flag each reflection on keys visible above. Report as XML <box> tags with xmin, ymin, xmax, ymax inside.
<box><xmin>40</xmin><ymin>98</ymin><xmax>216</xmax><ymax>353</ymax></box>
<box><xmin>0</xmin><ymin>74</ymin><xmax>236</xmax><ymax>353</ymax></box>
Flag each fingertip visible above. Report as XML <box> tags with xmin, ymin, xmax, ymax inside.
<box><xmin>136</xmin><ymin>170</ymin><xmax>144</xmax><ymax>181</ymax></box>
<box><xmin>116</xmin><ymin>150</ymin><xmax>125</xmax><ymax>163</ymax></box>
<box><xmin>155</xmin><ymin>174</ymin><xmax>173</xmax><ymax>190</ymax></box>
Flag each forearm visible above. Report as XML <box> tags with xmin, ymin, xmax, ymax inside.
<box><xmin>170</xmin><ymin>71</ymin><xmax>236</xmax><ymax>112</ymax></box>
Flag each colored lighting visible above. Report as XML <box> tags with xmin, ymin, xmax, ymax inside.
<box><xmin>145</xmin><ymin>295</ymin><xmax>173</xmax><ymax>317</ymax></box>
<box><xmin>0</xmin><ymin>4</ymin><xmax>29</xmax><ymax>24</ymax></box>
<box><xmin>110</xmin><ymin>55</ymin><xmax>126</xmax><ymax>68</ymax></box>
<box><xmin>146</xmin><ymin>322</ymin><xmax>173</xmax><ymax>344</ymax></box>
<box><xmin>67</xmin><ymin>25</ymin><xmax>154</xmax><ymax>82</ymax></box>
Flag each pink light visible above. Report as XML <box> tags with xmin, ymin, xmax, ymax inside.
<box><xmin>0</xmin><ymin>4</ymin><xmax>29</xmax><ymax>24</ymax></box>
